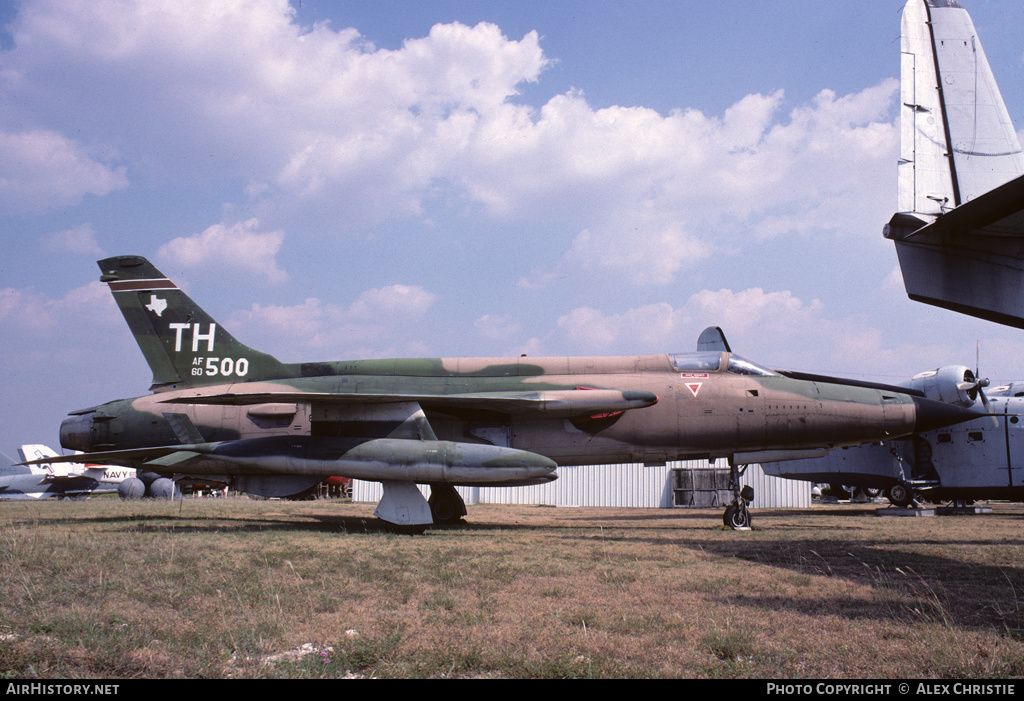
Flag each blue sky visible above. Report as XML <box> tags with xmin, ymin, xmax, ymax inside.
<box><xmin>1</xmin><ymin>0</ymin><xmax>1023</xmax><ymax>454</ymax></box>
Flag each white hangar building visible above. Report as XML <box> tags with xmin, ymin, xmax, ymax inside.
<box><xmin>352</xmin><ymin>460</ymin><xmax>811</xmax><ymax>510</ymax></box>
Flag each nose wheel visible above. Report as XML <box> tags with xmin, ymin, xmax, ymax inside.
<box><xmin>723</xmin><ymin>501</ymin><xmax>750</xmax><ymax>529</ymax></box>
<box><xmin>723</xmin><ymin>460</ymin><xmax>754</xmax><ymax>530</ymax></box>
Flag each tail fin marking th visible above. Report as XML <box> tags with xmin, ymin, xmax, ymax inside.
<box><xmin>98</xmin><ymin>256</ymin><xmax>292</xmax><ymax>391</ymax></box>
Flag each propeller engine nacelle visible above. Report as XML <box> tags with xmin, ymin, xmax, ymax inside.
<box><xmin>905</xmin><ymin>365</ymin><xmax>986</xmax><ymax>407</ymax></box>
<box><xmin>989</xmin><ymin>382</ymin><xmax>1024</xmax><ymax>398</ymax></box>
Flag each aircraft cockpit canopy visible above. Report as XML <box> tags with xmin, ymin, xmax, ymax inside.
<box><xmin>669</xmin><ymin>352</ymin><xmax>778</xmax><ymax>377</ymax></box>
<box><xmin>669</xmin><ymin>351</ymin><xmax>721</xmax><ymax>373</ymax></box>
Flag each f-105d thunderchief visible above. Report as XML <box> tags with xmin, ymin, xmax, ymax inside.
<box><xmin>36</xmin><ymin>256</ymin><xmax>981</xmax><ymax>531</ymax></box>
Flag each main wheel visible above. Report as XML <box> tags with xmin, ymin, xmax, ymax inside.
<box><xmin>149</xmin><ymin>477</ymin><xmax>182</xmax><ymax>500</ymax></box>
<box><xmin>428</xmin><ymin>484</ymin><xmax>467</xmax><ymax>524</ymax></box>
<box><xmin>887</xmin><ymin>482</ymin><xmax>914</xmax><ymax>507</ymax></box>
<box><xmin>430</xmin><ymin>496</ymin><xmax>461</xmax><ymax>524</ymax></box>
<box><xmin>723</xmin><ymin>503</ymin><xmax>751</xmax><ymax>529</ymax></box>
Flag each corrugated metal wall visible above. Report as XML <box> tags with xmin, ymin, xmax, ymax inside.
<box><xmin>351</xmin><ymin>459</ymin><xmax>810</xmax><ymax>509</ymax></box>
<box><xmin>741</xmin><ymin>462</ymin><xmax>812</xmax><ymax>508</ymax></box>
<box><xmin>475</xmin><ymin>463</ymin><xmax>677</xmax><ymax>507</ymax></box>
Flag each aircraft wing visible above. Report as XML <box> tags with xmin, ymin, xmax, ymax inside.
<box><xmin>159</xmin><ymin>388</ymin><xmax>659</xmax><ymax>419</ymax></box>
<box><xmin>884</xmin><ymin>0</ymin><xmax>1024</xmax><ymax>327</ymax></box>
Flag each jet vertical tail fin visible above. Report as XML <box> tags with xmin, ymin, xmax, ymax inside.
<box><xmin>885</xmin><ymin>0</ymin><xmax>1024</xmax><ymax>328</ymax></box>
<box><xmin>98</xmin><ymin>256</ymin><xmax>294</xmax><ymax>391</ymax></box>
<box><xmin>696</xmin><ymin>326</ymin><xmax>731</xmax><ymax>352</ymax></box>
<box><xmin>0</xmin><ymin>450</ymin><xmax>21</xmax><ymax>475</ymax></box>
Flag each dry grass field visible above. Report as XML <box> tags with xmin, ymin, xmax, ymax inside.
<box><xmin>1</xmin><ymin>495</ymin><xmax>1022</xmax><ymax>679</ymax></box>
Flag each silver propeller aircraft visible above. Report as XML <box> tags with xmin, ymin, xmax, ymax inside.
<box><xmin>24</xmin><ymin>256</ymin><xmax>981</xmax><ymax>531</ymax></box>
<box><xmin>884</xmin><ymin>0</ymin><xmax>1024</xmax><ymax>327</ymax></box>
<box><xmin>762</xmin><ymin>365</ymin><xmax>1024</xmax><ymax>506</ymax></box>
<box><xmin>763</xmin><ymin>0</ymin><xmax>1024</xmax><ymax>509</ymax></box>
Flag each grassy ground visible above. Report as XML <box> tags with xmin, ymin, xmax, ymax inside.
<box><xmin>0</xmin><ymin>496</ymin><xmax>1022</xmax><ymax>679</ymax></box>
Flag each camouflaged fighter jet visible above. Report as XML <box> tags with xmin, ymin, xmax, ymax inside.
<box><xmin>36</xmin><ymin>256</ymin><xmax>981</xmax><ymax>531</ymax></box>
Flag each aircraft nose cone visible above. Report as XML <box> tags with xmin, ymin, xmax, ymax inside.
<box><xmin>912</xmin><ymin>396</ymin><xmax>987</xmax><ymax>433</ymax></box>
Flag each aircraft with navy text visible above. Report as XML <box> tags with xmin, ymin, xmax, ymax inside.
<box><xmin>1</xmin><ymin>444</ymin><xmax>135</xmax><ymax>500</ymax></box>
<box><xmin>21</xmin><ymin>256</ymin><xmax>984</xmax><ymax>531</ymax></box>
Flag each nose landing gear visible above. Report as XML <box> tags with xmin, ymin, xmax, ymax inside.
<box><xmin>723</xmin><ymin>461</ymin><xmax>754</xmax><ymax>529</ymax></box>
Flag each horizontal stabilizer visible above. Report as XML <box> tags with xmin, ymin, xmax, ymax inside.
<box><xmin>886</xmin><ymin>175</ymin><xmax>1024</xmax><ymax>328</ymax></box>
<box><xmin>893</xmin><ymin>173</ymin><xmax>1024</xmax><ymax>241</ymax></box>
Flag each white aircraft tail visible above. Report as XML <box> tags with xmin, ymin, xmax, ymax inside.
<box><xmin>17</xmin><ymin>445</ymin><xmax>79</xmax><ymax>477</ymax></box>
<box><xmin>885</xmin><ymin>0</ymin><xmax>1024</xmax><ymax>328</ymax></box>
<box><xmin>897</xmin><ymin>0</ymin><xmax>1023</xmax><ymax>221</ymax></box>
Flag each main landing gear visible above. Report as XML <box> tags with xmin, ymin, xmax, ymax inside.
<box><xmin>374</xmin><ymin>482</ymin><xmax>468</xmax><ymax>533</ymax></box>
<box><xmin>428</xmin><ymin>483</ymin><xmax>468</xmax><ymax>525</ymax></box>
<box><xmin>885</xmin><ymin>481</ymin><xmax>919</xmax><ymax>508</ymax></box>
<box><xmin>723</xmin><ymin>460</ymin><xmax>754</xmax><ymax>530</ymax></box>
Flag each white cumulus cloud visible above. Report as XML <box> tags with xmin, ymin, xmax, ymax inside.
<box><xmin>0</xmin><ymin>129</ymin><xmax>127</xmax><ymax>213</ymax></box>
<box><xmin>157</xmin><ymin>219</ymin><xmax>287</xmax><ymax>283</ymax></box>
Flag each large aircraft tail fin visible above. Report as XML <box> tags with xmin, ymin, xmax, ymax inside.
<box><xmin>885</xmin><ymin>0</ymin><xmax>1024</xmax><ymax>328</ymax></box>
<box><xmin>98</xmin><ymin>256</ymin><xmax>294</xmax><ymax>391</ymax></box>
<box><xmin>895</xmin><ymin>0</ymin><xmax>1023</xmax><ymax>222</ymax></box>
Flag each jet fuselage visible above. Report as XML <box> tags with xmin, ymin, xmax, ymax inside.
<box><xmin>39</xmin><ymin>255</ymin><xmax>980</xmax><ymax>526</ymax></box>
<box><xmin>60</xmin><ymin>349</ymin><xmax>955</xmax><ymax>478</ymax></box>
